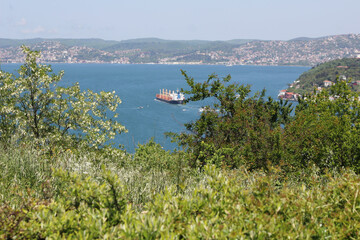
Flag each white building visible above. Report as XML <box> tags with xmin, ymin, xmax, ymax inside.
<box><xmin>323</xmin><ymin>80</ymin><xmax>334</xmax><ymax>87</ymax></box>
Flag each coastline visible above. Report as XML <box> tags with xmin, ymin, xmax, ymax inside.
<box><xmin>1</xmin><ymin>61</ymin><xmax>312</xmax><ymax>67</ymax></box>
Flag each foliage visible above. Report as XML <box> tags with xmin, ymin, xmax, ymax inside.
<box><xmin>284</xmin><ymin>80</ymin><xmax>360</xmax><ymax>173</ymax></box>
<box><xmin>171</xmin><ymin>71</ymin><xmax>360</xmax><ymax>174</ymax></box>
<box><xmin>0</xmin><ymin>69</ymin><xmax>18</xmax><ymax>142</ymax></box>
<box><xmin>131</xmin><ymin>138</ymin><xmax>179</xmax><ymax>172</ymax></box>
<box><xmin>0</xmin><ymin>139</ymin><xmax>201</xmax><ymax>238</ymax></box>
<box><xmin>1</xmin><ymin>164</ymin><xmax>359</xmax><ymax>239</ymax></box>
<box><xmin>0</xmin><ymin>46</ymin><xmax>126</xmax><ymax>149</ymax></box>
<box><xmin>1</xmin><ymin>168</ymin><xmax>128</xmax><ymax>239</ymax></box>
<box><xmin>0</xmin><ymin>138</ymin><xmax>198</xmax><ymax>209</ymax></box>
<box><xmin>171</xmin><ymin>70</ymin><xmax>293</xmax><ymax>170</ymax></box>
<box><xmin>121</xmin><ymin>140</ymin><xmax>197</xmax><ymax>206</ymax></box>
<box><xmin>120</xmin><ymin>165</ymin><xmax>360</xmax><ymax>239</ymax></box>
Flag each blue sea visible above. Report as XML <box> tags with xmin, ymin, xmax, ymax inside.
<box><xmin>1</xmin><ymin>64</ymin><xmax>309</xmax><ymax>152</ymax></box>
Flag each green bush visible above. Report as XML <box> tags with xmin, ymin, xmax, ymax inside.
<box><xmin>2</xmin><ymin>165</ymin><xmax>359</xmax><ymax>239</ymax></box>
<box><xmin>2</xmin><ymin>168</ymin><xmax>127</xmax><ymax>239</ymax></box>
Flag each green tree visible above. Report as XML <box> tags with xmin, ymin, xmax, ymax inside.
<box><xmin>0</xmin><ymin>69</ymin><xmax>18</xmax><ymax>142</ymax></box>
<box><xmin>0</xmin><ymin>46</ymin><xmax>126</xmax><ymax>150</ymax></box>
<box><xmin>284</xmin><ymin>80</ymin><xmax>360</xmax><ymax>173</ymax></box>
<box><xmin>169</xmin><ymin>70</ymin><xmax>360</xmax><ymax>173</ymax></box>
<box><xmin>170</xmin><ymin>70</ymin><xmax>293</xmax><ymax>170</ymax></box>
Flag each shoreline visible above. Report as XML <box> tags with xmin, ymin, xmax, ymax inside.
<box><xmin>1</xmin><ymin>62</ymin><xmax>312</xmax><ymax>67</ymax></box>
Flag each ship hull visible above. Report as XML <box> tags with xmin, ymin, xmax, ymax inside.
<box><xmin>156</xmin><ymin>97</ymin><xmax>184</xmax><ymax>104</ymax></box>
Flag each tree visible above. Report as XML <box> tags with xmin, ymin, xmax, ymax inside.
<box><xmin>170</xmin><ymin>70</ymin><xmax>293</xmax><ymax>169</ymax></box>
<box><xmin>284</xmin><ymin>79</ymin><xmax>360</xmax><ymax>173</ymax></box>
<box><xmin>0</xmin><ymin>46</ymin><xmax>126</xmax><ymax>150</ymax></box>
<box><xmin>171</xmin><ymin>71</ymin><xmax>360</xmax><ymax>173</ymax></box>
<box><xmin>0</xmin><ymin>69</ymin><xmax>18</xmax><ymax>142</ymax></box>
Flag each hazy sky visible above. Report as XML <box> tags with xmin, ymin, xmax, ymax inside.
<box><xmin>1</xmin><ymin>0</ymin><xmax>359</xmax><ymax>41</ymax></box>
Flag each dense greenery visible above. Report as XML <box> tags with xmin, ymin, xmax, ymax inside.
<box><xmin>1</xmin><ymin>144</ymin><xmax>359</xmax><ymax>239</ymax></box>
<box><xmin>1</xmin><ymin>48</ymin><xmax>359</xmax><ymax>238</ymax></box>
<box><xmin>168</xmin><ymin>71</ymin><xmax>292</xmax><ymax>170</ymax></box>
<box><xmin>288</xmin><ymin>58</ymin><xmax>360</xmax><ymax>94</ymax></box>
<box><xmin>169</xmin><ymin>71</ymin><xmax>360</xmax><ymax>174</ymax></box>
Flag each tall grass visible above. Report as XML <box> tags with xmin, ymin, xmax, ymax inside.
<box><xmin>0</xmin><ymin>143</ymin><xmax>54</xmax><ymax>204</ymax></box>
<box><xmin>0</xmin><ymin>140</ymin><xmax>199</xmax><ymax>208</ymax></box>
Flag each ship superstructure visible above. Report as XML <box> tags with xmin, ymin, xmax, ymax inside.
<box><xmin>156</xmin><ymin>89</ymin><xmax>185</xmax><ymax>104</ymax></box>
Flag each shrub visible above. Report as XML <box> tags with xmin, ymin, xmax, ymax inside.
<box><xmin>3</xmin><ymin>165</ymin><xmax>359</xmax><ymax>239</ymax></box>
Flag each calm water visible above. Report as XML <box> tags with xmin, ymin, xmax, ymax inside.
<box><xmin>1</xmin><ymin>64</ymin><xmax>309</xmax><ymax>152</ymax></box>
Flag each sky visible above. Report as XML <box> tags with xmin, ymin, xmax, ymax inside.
<box><xmin>1</xmin><ymin>0</ymin><xmax>360</xmax><ymax>41</ymax></box>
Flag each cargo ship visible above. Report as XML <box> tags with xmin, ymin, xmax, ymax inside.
<box><xmin>156</xmin><ymin>89</ymin><xmax>185</xmax><ymax>104</ymax></box>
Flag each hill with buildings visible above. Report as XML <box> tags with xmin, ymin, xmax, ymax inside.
<box><xmin>283</xmin><ymin>58</ymin><xmax>360</xmax><ymax>96</ymax></box>
<box><xmin>1</xmin><ymin>34</ymin><xmax>360</xmax><ymax>65</ymax></box>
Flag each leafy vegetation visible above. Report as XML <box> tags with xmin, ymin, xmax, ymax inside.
<box><xmin>168</xmin><ymin>71</ymin><xmax>293</xmax><ymax>170</ymax></box>
<box><xmin>1</xmin><ymin>148</ymin><xmax>359</xmax><ymax>239</ymax></box>
<box><xmin>169</xmin><ymin>70</ymin><xmax>360</xmax><ymax>175</ymax></box>
<box><xmin>0</xmin><ymin>48</ymin><xmax>359</xmax><ymax>238</ymax></box>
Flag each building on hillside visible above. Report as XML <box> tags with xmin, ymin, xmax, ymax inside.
<box><xmin>278</xmin><ymin>90</ymin><xmax>301</xmax><ymax>101</ymax></box>
<box><xmin>285</xmin><ymin>92</ymin><xmax>294</xmax><ymax>99</ymax></box>
<box><xmin>352</xmin><ymin>80</ymin><xmax>360</xmax><ymax>86</ymax></box>
<box><xmin>278</xmin><ymin>89</ymin><xmax>287</xmax><ymax>98</ymax></box>
<box><xmin>323</xmin><ymin>80</ymin><xmax>334</xmax><ymax>87</ymax></box>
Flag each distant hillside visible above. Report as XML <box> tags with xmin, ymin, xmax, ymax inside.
<box><xmin>226</xmin><ymin>39</ymin><xmax>259</xmax><ymax>44</ymax></box>
<box><xmin>232</xmin><ymin>34</ymin><xmax>360</xmax><ymax>66</ymax></box>
<box><xmin>103</xmin><ymin>39</ymin><xmax>247</xmax><ymax>53</ymax></box>
<box><xmin>286</xmin><ymin>58</ymin><xmax>360</xmax><ymax>94</ymax></box>
<box><xmin>1</xmin><ymin>34</ymin><xmax>360</xmax><ymax>65</ymax></box>
<box><xmin>288</xmin><ymin>36</ymin><xmax>324</xmax><ymax>42</ymax></box>
<box><xmin>0</xmin><ymin>37</ymin><xmax>256</xmax><ymax>64</ymax></box>
<box><xmin>0</xmin><ymin>38</ymin><xmax>120</xmax><ymax>49</ymax></box>
<box><xmin>0</xmin><ymin>37</ymin><xmax>248</xmax><ymax>52</ymax></box>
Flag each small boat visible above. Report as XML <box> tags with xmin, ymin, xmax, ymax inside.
<box><xmin>156</xmin><ymin>89</ymin><xmax>185</xmax><ymax>104</ymax></box>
